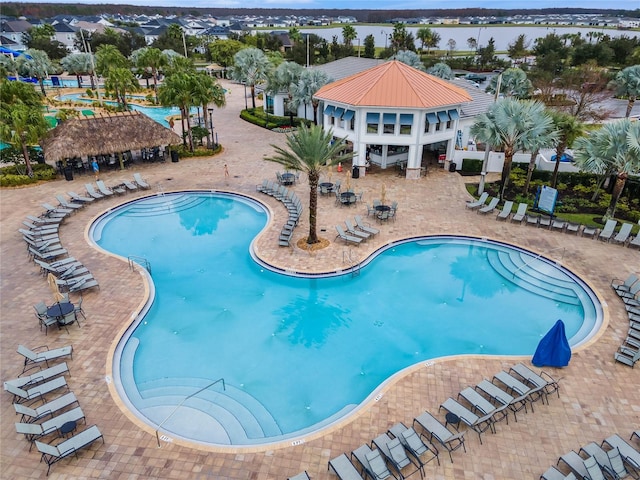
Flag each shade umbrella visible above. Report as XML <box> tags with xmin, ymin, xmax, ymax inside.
<box><xmin>380</xmin><ymin>184</ymin><xmax>387</xmax><ymax>205</ymax></box>
<box><xmin>345</xmin><ymin>170</ymin><xmax>352</xmax><ymax>191</ymax></box>
<box><xmin>47</xmin><ymin>272</ymin><xmax>65</xmax><ymax>303</ymax></box>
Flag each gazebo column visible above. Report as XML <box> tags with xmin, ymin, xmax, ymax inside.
<box><xmin>405</xmin><ymin>145</ymin><xmax>421</xmax><ymax>180</ymax></box>
<box><xmin>355</xmin><ymin>141</ymin><xmax>367</xmax><ymax>177</ymax></box>
<box><xmin>445</xmin><ymin>138</ymin><xmax>456</xmax><ymax>164</ymax></box>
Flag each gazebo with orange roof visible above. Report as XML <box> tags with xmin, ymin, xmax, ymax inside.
<box><xmin>314</xmin><ymin>60</ymin><xmax>472</xmax><ymax>179</ymax></box>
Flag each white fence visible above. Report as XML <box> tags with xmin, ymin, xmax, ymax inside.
<box><xmin>451</xmin><ymin>148</ymin><xmax>580</xmax><ymax>173</ymax></box>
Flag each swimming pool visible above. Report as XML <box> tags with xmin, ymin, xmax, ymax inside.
<box><xmin>95</xmin><ymin>192</ymin><xmax>602</xmax><ymax>448</ymax></box>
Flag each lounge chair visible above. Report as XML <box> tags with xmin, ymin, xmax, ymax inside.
<box><xmin>4</xmin><ymin>362</ymin><xmax>69</xmax><ymax>391</ymax></box>
<box><xmin>580</xmin><ymin>443</ymin><xmax>632</xmax><ymax>480</ymax></box>
<box><xmin>371</xmin><ymin>432</ymin><xmax>422</xmax><ymax>479</ymax></box>
<box><xmin>335</xmin><ymin>226</ymin><xmax>362</xmax><ymax>246</ymax></box>
<box><xmin>133</xmin><ymin>173</ymin><xmax>150</xmax><ymax>189</ymax></box>
<box><xmin>67</xmin><ymin>191</ymin><xmax>94</xmax><ymax>203</ymax></box>
<box><xmin>509</xmin><ymin>363</ymin><xmax>561</xmax><ymax>403</ymax></box>
<box><xmin>493</xmin><ymin>371</ymin><xmax>545</xmax><ymax>410</ymax></box>
<box><xmin>540</xmin><ymin>466</ymin><xmax>577</xmax><ymax>480</ymax></box>
<box><xmin>85</xmin><ymin>183</ymin><xmax>104</xmax><ymax>199</ymax></box>
<box><xmin>582</xmin><ymin>225</ymin><xmax>598</xmax><ymax>238</ymax></box>
<box><xmin>526</xmin><ymin>214</ymin><xmax>540</xmax><ymax>226</ymax></box>
<box><xmin>412</xmin><ymin>411</ymin><xmax>466</xmax><ymax>463</ymax></box>
<box><xmin>598</xmin><ymin>219</ymin><xmax>618</xmax><ymax>242</ymax></box>
<box><xmin>344</xmin><ymin>220</ymin><xmax>370</xmax><ymax>241</ymax></box>
<box><xmin>496</xmin><ymin>200</ymin><xmax>513</xmax><ymax>221</ymax></box>
<box><xmin>511</xmin><ymin>203</ymin><xmax>528</xmax><ymax>223</ymax></box>
<box><xmin>613</xmin><ymin>223</ymin><xmax>634</xmax><ymax>245</ymax></box>
<box><xmin>287</xmin><ymin>471</ymin><xmax>310</xmax><ymax>480</ymax></box>
<box><xmin>551</xmin><ymin>218</ymin><xmax>567</xmax><ymax>231</ymax></box>
<box><xmin>565</xmin><ymin>222</ymin><xmax>580</xmax><ymax>235</ymax></box>
<box><xmin>41</xmin><ymin>203</ymin><xmax>72</xmax><ymax>218</ymax></box>
<box><xmin>122</xmin><ymin>180</ymin><xmax>138</xmax><ymax>191</ymax></box>
<box><xmin>20</xmin><ymin>229</ymin><xmax>60</xmax><ymax>243</ymax></box>
<box><xmin>619</xmin><ymin>282</ymin><xmax>640</xmax><ymax>302</ymax></box>
<box><xmin>558</xmin><ymin>452</ymin><xmax>606</xmax><ymax>480</ymax></box>
<box><xmin>614</xmin><ymin>345</ymin><xmax>640</xmax><ymax>367</ymax></box>
<box><xmin>17</xmin><ymin>344</ymin><xmax>73</xmax><ymax>370</ymax></box>
<box><xmin>94</xmin><ymin>180</ymin><xmax>115</xmax><ymax>196</ymax></box>
<box><xmin>35</xmin><ymin>425</ymin><xmax>104</xmax><ymax>476</ymax></box>
<box><xmin>478</xmin><ymin>197</ymin><xmax>500</xmax><ymax>215</ymax></box>
<box><xmin>611</xmin><ymin>274</ymin><xmax>639</xmax><ymax>294</ymax></box>
<box><xmin>439</xmin><ymin>398</ymin><xmax>495</xmax><ymax>443</ymax></box>
<box><xmin>466</xmin><ymin>192</ymin><xmax>489</xmax><ymax>210</ymax></box>
<box><xmin>351</xmin><ymin>444</ymin><xmax>398</xmax><ymax>480</ymax></box>
<box><xmin>354</xmin><ymin>215</ymin><xmax>380</xmax><ymax>236</ymax></box>
<box><xmin>68</xmin><ymin>277</ymin><xmax>100</xmax><ymax>293</ymax></box>
<box><xmin>5</xmin><ymin>376</ymin><xmax>68</xmax><ymax>403</ymax></box>
<box><xmin>458</xmin><ymin>386</ymin><xmax>509</xmax><ymax>426</ymax></box>
<box><xmin>55</xmin><ymin>195</ymin><xmax>83</xmax><ymax>210</ymax></box>
<box><xmin>602</xmin><ymin>434</ymin><xmax>640</xmax><ymax>475</ymax></box>
<box><xmin>539</xmin><ymin>215</ymin><xmax>552</xmax><ymax>228</ymax></box>
<box><xmin>26</xmin><ymin>214</ymin><xmax>63</xmax><ymax>225</ymax></box>
<box><xmin>15</xmin><ymin>407</ymin><xmax>85</xmax><ymax>450</ymax></box>
<box><xmin>475</xmin><ymin>379</ymin><xmax>529</xmax><ymax>422</ymax></box>
<box><xmin>629</xmin><ymin>234</ymin><xmax>640</xmax><ymax>250</ymax></box>
<box><xmin>328</xmin><ymin>453</ymin><xmax>364</xmax><ymax>480</ymax></box>
<box><xmin>632</xmin><ymin>431</ymin><xmax>640</xmax><ymax>443</ymax></box>
<box><xmin>388</xmin><ymin>422</ymin><xmax>439</xmax><ymax>467</ymax></box>
<box><xmin>13</xmin><ymin>392</ymin><xmax>79</xmax><ymax>422</ymax></box>
<box><xmin>23</xmin><ymin>219</ymin><xmax>59</xmax><ymax>232</ymax></box>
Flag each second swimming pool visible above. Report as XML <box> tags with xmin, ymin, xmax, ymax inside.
<box><xmin>95</xmin><ymin>192</ymin><xmax>602</xmax><ymax>447</ymax></box>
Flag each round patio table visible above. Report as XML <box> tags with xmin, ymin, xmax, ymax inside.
<box><xmin>46</xmin><ymin>302</ymin><xmax>73</xmax><ymax>319</ymax></box>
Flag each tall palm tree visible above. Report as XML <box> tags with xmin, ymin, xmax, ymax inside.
<box><xmin>609</xmin><ymin>65</ymin><xmax>640</xmax><ymax>118</ymax></box>
<box><xmin>95</xmin><ymin>44</ymin><xmax>129</xmax><ymax>78</ymax></box>
<box><xmin>159</xmin><ymin>72</ymin><xmax>196</xmax><ymax>150</ymax></box>
<box><xmin>290</xmin><ymin>68</ymin><xmax>330</xmax><ymax>125</ymax></box>
<box><xmin>131</xmin><ymin>47</ymin><xmax>167</xmax><ymax>102</ymax></box>
<box><xmin>548</xmin><ymin>111</ymin><xmax>584</xmax><ymax>188</ymax></box>
<box><xmin>573</xmin><ymin>119</ymin><xmax>640</xmax><ymax>220</ymax></box>
<box><xmin>16</xmin><ymin>49</ymin><xmax>51</xmax><ymax>96</ymax></box>
<box><xmin>522</xmin><ymin>113</ymin><xmax>560</xmax><ymax>194</ymax></box>
<box><xmin>268</xmin><ymin>61</ymin><xmax>304</xmax><ymax>125</ymax></box>
<box><xmin>416</xmin><ymin>27</ymin><xmax>431</xmax><ymax>53</ymax></box>
<box><xmin>470</xmin><ymin>98</ymin><xmax>556</xmax><ymax>200</ymax></box>
<box><xmin>61</xmin><ymin>53</ymin><xmax>94</xmax><ymax>88</ymax></box>
<box><xmin>341</xmin><ymin>25</ymin><xmax>357</xmax><ymax>47</ymax></box>
<box><xmin>265</xmin><ymin>125</ymin><xmax>354</xmax><ymax>245</ymax></box>
<box><xmin>486</xmin><ymin>67</ymin><xmax>532</xmax><ymax>99</ymax></box>
<box><xmin>191</xmin><ymin>73</ymin><xmax>226</xmax><ymax>148</ymax></box>
<box><xmin>229</xmin><ymin>47</ymin><xmax>272</xmax><ymax>109</ymax></box>
<box><xmin>104</xmin><ymin>67</ymin><xmax>140</xmax><ymax>109</ymax></box>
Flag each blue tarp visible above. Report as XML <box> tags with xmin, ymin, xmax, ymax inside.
<box><xmin>0</xmin><ymin>46</ymin><xmax>30</xmax><ymax>58</ymax></box>
<box><xmin>532</xmin><ymin>319</ymin><xmax>571</xmax><ymax>368</ymax></box>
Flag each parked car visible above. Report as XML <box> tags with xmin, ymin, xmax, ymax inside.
<box><xmin>464</xmin><ymin>73</ymin><xmax>487</xmax><ymax>82</ymax></box>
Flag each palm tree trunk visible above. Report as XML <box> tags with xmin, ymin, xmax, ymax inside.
<box><xmin>590</xmin><ymin>166</ymin><xmax>613</xmax><ymax>202</ymax></box>
<box><xmin>523</xmin><ymin>149</ymin><xmax>538</xmax><ymax>194</ymax></box>
<box><xmin>626</xmin><ymin>97</ymin><xmax>635</xmax><ymax>118</ymax></box>
<box><xmin>180</xmin><ymin>107</ymin><xmax>187</xmax><ymax>146</ymax></box>
<box><xmin>39</xmin><ymin>78</ymin><xmax>46</xmax><ymax>96</ymax></box>
<box><xmin>307</xmin><ymin>172</ymin><xmax>320</xmax><ymax>244</ymax></box>
<box><xmin>76</xmin><ymin>74</ymin><xmax>82</xmax><ymax>88</ymax></box>
<box><xmin>604</xmin><ymin>174</ymin><xmax>626</xmax><ymax>220</ymax></box>
<box><xmin>499</xmin><ymin>150</ymin><xmax>514</xmax><ymax>201</ymax></box>
<box><xmin>185</xmin><ymin>110</ymin><xmax>194</xmax><ymax>152</ymax></box>
<box><xmin>312</xmin><ymin>101</ymin><xmax>318</xmax><ymax>125</ymax></box>
<box><xmin>152</xmin><ymin>68</ymin><xmax>158</xmax><ymax>103</ymax></box>
<box><xmin>551</xmin><ymin>144</ymin><xmax>566</xmax><ymax>188</ymax></box>
<box><xmin>21</xmin><ymin>134</ymin><xmax>33</xmax><ymax>178</ymax></box>
<box><xmin>250</xmin><ymin>85</ymin><xmax>256</xmax><ymax>109</ymax></box>
<box><xmin>202</xmin><ymin>102</ymin><xmax>210</xmax><ymax>148</ymax></box>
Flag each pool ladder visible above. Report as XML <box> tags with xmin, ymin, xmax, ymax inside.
<box><xmin>128</xmin><ymin>255</ymin><xmax>151</xmax><ymax>274</ymax></box>
<box><xmin>343</xmin><ymin>249</ymin><xmax>360</xmax><ymax>277</ymax></box>
<box><xmin>512</xmin><ymin>246</ymin><xmax>566</xmax><ymax>279</ymax></box>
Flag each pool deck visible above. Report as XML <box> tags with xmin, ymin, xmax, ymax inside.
<box><xmin>1</xmin><ymin>78</ymin><xmax>639</xmax><ymax>479</ymax></box>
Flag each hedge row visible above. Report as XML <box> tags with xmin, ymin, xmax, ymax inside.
<box><xmin>0</xmin><ymin>163</ymin><xmax>57</xmax><ymax>187</ymax></box>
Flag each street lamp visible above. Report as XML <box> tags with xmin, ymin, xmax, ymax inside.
<box><xmin>382</xmin><ymin>30</ymin><xmax>387</xmax><ymax>49</ymax></box>
<box><xmin>208</xmin><ymin>108</ymin><xmax>215</xmax><ymax>148</ymax></box>
<box><xmin>356</xmin><ymin>38</ymin><xmax>361</xmax><ymax>57</ymax></box>
<box><xmin>243</xmin><ymin>83</ymin><xmax>248</xmax><ymax>110</ymax></box>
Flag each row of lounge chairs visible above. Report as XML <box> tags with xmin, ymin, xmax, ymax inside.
<box><xmin>467</xmin><ymin>194</ymin><xmax>640</xmax><ymax>247</ymax></box>
<box><xmin>83</xmin><ymin>173</ymin><xmax>150</xmax><ymax>201</ymax></box>
<box><xmin>335</xmin><ymin>216</ymin><xmax>380</xmax><ymax>246</ymax></box>
<box><xmin>541</xmin><ymin>432</ymin><xmax>640</xmax><ymax>480</ymax></box>
<box><xmin>324</xmin><ymin>363</ymin><xmax>560</xmax><ymax>480</ymax></box>
<box><xmin>611</xmin><ymin>274</ymin><xmax>640</xmax><ymax>367</ymax></box>
<box><xmin>256</xmin><ymin>180</ymin><xmax>303</xmax><ymax>247</ymax></box>
<box><xmin>4</xmin><ymin>344</ymin><xmax>104</xmax><ymax>476</ymax></box>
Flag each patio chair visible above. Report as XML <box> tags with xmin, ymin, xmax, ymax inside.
<box><xmin>13</xmin><ymin>392</ymin><xmax>79</xmax><ymax>423</ymax></box>
<box><xmin>613</xmin><ymin>223</ymin><xmax>634</xmax><ymax>245</ymax></box>
<box><xmin>287</xmin><ymin>471</ymin><xmax>310</xmax><ymax>480</ymax></box>
<box><xmin>458</xmin><ymin>387</ymin><xmax>509</xmax><ymax>426</ymax></box>
<box><xmin>612</xmin><ymin>273</ymin><xmax>640</xmax><ymax>294</ymax></box>
<box><xmin>509</xmin><ymin>363</ymin><xmax>561</xmax><ymax>403</ymax></box>
<box><xmin>17</xmin><ymin>344</ymin><xmax>73</xmax><ymax>370</ymax></box>
<box><xmin>388</xmin><ymin>422</ymin><xmax>439</xmax><ymax>467</ymax></box>
<box><xmin>5</xmin><ymin>376</ymin><xmax>68</xmax><ymax>403</ymax></box>
<box><xmin>465</xmin><ymin>192</ymin><xmax>489</xmax><ymax>210</ymax></box>
<box><xmin>67</xmin><ymin>191</ymin><xmax>94</xmax><ymax>203</ymax></box>
<box><xmin>35</xmin><ymin>424</ymin><xmax>104</xmax><ymax>476</ymax></box>
<box><xmin>478</xmin><ymin>197</ymin><xmax>499</xmax><ymax>215</ymax></box>
<box><xmin>539</xmin><ymin>215</ymin><xmax>552</xmax><ymax>228</ymax></box>
<box><xmin>122</xmin><ymin>180</ymin><xmax>138</xmax><ymax>191</ymax></box>
<box><xmin>95</xmin><ymin>180</ymin><xmax>115</xmax><ymax>196</ymax></box>
<box><xmin>493</xmin><ymin>371</ymin><xmax>544</xmax><ymax>411</ymax></box>
<box><xmin>20</xmin><ymin>229</ymin><xmax>60</xmax><ymax>243</ymax></box>
<box><xmin>439</xmin><ymin>398</ymin><xmax>495</xmax><ymax>444</ymax></box>
<box><xmin>475</xmin><ymin>379</ymin><xmax>529</xmax><ymax>422</ymax></box>
<box><xmin>15</xmin><ymin>407</ymin><xmax>85</xmax><ymax>450</ymax></box>
<box><xmin>551</xmin><ymin>218</ymin><xmax>567</xmax><ymax>231</ymax></box>
<box><xmin>351</xmin><ymin>444</ymin><xmax>398</xmax><ymax>480</ymax></box>
<box><xmin>57</xmin><ymin>311</ymin><xmax>80</xmax><ymax>333</ymax></box>
<box><xmin>511</xmin><ymin>203</ymin><xmax>528</xmax><ymax>223</ymax></box>
<box><xmin>565</xmin><ymin>222</ymin><xmax>581</xmax><ymax>235</ymax></box>
<box><xmin>526</xmin><ymin>214</ymin><xmax>540</xmax><ymax>226</ymax></box>
<box><xmin>354</xmin><ymin>216</ymin><xmax>380</xmax><ymax>236</ymax></box>
<box><xmin>579</xmin><ymin>443</ymin><xmax>631</xmax><ymax>480</ymax></box>
<box><xmin>344</xmin><ymin>220</ymin><xmax>370</xmax><ymax>241</ymax></box>
<box><xmin>614</xmin><ymin>345</ymin><xmax>640</xmax><ymax>367</ymax></box>
<box><xmin>496</xmin><ymin>200</ymin><xmax>513</xmax><ymax>221</ymax></box>
<box><xmin>376</xmin><ymin>211</ymin><xmax>390</xmax><ymax>223</ymax></box>
<box><xmin>558</xmin><ymin>452</ymin><xmax>606</xmax><ymax>480</ymax></box>
<box><xmin>629</xmin><ymin>234</ymin><xmax>640</xmax><ymax>249</ymax></box>
<box><xmin>371</xmin><ymin>433</ymin><xmax>422</xmax><ymax>479</ymax></box>
<box><xmin>335</xmin><ymin>226</ymin><xmax>362</xmax><ymax>246</ymax></box>
<box><xmin>41</xmin><ymin>203</ymin><xmax>72</xmax><ymax>218</ymax></box>
<box><xmin>540</xmin><ymin>466</ymin><xmax>577</xmax><ymax>480</ymax></box>
<box><xmin>55</xmin><ymin>195</ymin><xmax>83</xmax><ymax>210</ymax></box>
<box><xmin>412</xmin><ymin>411</ymin><xmax>466</xmax><ymax>463</ymax></box>
<box><xmin>68</xmin><ymin>277</ymin><xmax>100</xmax><ymax>293</ymax></box>
<box><xmin>598</xmin><ymin>219</ymin><xmax>618</xmax><ymax>242</ymax></box>
<box><xmin>4</xmin><ymin>362</ymin><xmax>69</xmax><ymax>391</ymax></box>
<box><xmin>328</xmin><ymin>453</ymin><xmax>364</xmax><ymax>480</ymax></box>
<box><xmin>85</xmin><ymin>183</ymin><xmax>104</xmax><ymax>199</ymax></box>
<box><xmin>28</xmin><ymin>246</ymin><xmax>68</xmax><ymax>262</ymax></box>
<box><xmin>602</xmin><ymin>434</ymin><xmax>640</xmax><ymax>475</ymax></box>
<box><xmin>133</xmin><ymin>173</ymin><xmax>150</xmax><ymax>189</ymax></box>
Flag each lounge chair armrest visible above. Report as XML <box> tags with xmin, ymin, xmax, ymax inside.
<box><xmin>57</xmin><ymin>446</ymin><xmax>76</xmax><ymax>459</ymax></box>
<box><xmin>41</xmin><ymin>425</ymin><xmax>59</xmax><ymax>436</ymax></box>
<box><xmin>19</xmin><ymin>365</ymin><xmax>41</xmax><ymax>377</ymax></box>
<box><xmin>32</xmin><ymin>345</ymin><xmax>50</xmax><ymax>352</ymax></box>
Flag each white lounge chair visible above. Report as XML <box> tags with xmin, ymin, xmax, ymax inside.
<box><xmin>598</xmin><ymin>219</ymin><xmax>618</xmax><ymax>242</ymax></box>
<box><xmin>629</xmin><ymin>234</ymin><xmax>640</xmax><ymax>249</ymax></box>
<box><xmin>13</xmin><ymin>392</ymin><xmax>79</xmax><ymax>422</ymax></box>
<box><xmin>335</xmin><ymin>225</ymin><xmax>362</xmax><ymax>246</ymax></box>
<box><xmin>95</xmin><ymin>180</ymin><xmax>114</xmax><ymax>196</ymax></box>
<box><xmin>354</xmin><ymin>215</ymin><xmax>380</xmax><ymax>236</ymax></box>
<box><xmin>67</xmin><ymin>191</ymin><xmax>94</xmax><ymax>203</ymax></box>
<box><xmin>85</xmin><ymin>183</ymin><xmax>104</xmax><ymax>199</ymax></box>
<box><xmin>133</xmin><ymin>173</ymin><xmax>150</xmax><ymax>189</ymax></box>
<box><xmin>613</xmin><ymin>223</ymin><xmax>633</xmax><ymax>245</ymax></box>
<box><xmin>4</xmin><ymin>362</ymin><xmax>69</xmax><ymax>391</ymax></box>
<box><xmin>15</xmin><ymin>407</ymin><xmax>85</xmax><ymax>449</ymax></box>
<box><xmin>55</xmin><ymin>195</ymin><xmax>83</xmax><ymax>210</ymax></box>
<box><xmin>5</xmin><ymin>376</ymin><xmax>68</xmax><ymax>403</ymax></box>
<box><xmin>413</xmin><ymin>411</ymin><xmax>466</xmax><ymax>463</ymax></box>
<box><xmin>17</xmin><ymin>344</ymin><xmax>73</xmax><ymax>371</ymax></box>
<box><xmin>478</xmin><ymin>197</ymin><xmax>499</xmax><ymax>215</ymax></box>
<box><xmin>35</xmin><ymin>425</ymin><xmax>104</xmax><ymax>476</ymax></box>
<box><xmin>466</xmin><ymin>192</ymin><xmax>489</xmax><ymax>210</ymax></box>
<box><xmin>496</xmin><ymin>200</ymin><xmax>513</xmax><ymax>221</ymax></box>
<box><xmin>511</xmin><ymin>203</ymin><xmax>528</xmax><ymax>223</ymax></box>
<box><xmin>344</xmin><ymin>220</ymin><xmax>370</xmax><ymax>241</ymax></box>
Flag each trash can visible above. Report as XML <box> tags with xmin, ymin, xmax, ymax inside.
<box><xmin>351</xmin><ymin>165</ymin><xmax>359</xmax><ymax>179</ymax></box>
<box><xmin>170</xmin><ymin>150</ymin><xmax>179</xmax><ymax>163</ymax></box>
<box><xmin>449</xmin><ymin>162</ymin><xmax>457</xmax><ymax>173</ymax></box>
<box><xmin>63</xmin><ymin>165</ymin><xmax>74</xmax><ymax>181</ymax></box>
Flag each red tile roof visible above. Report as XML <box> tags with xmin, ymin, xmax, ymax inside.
<box><xmin>314</xmin><ymin>60</ymin><xmax>472</xmax><ymax>108</ymax></box>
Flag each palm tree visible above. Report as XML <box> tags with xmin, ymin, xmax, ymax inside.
<box><xmin>104</xmin><ymin>67</ymin><xmax>140</xmax><ymax>109</ymax></box>
<box><xmin>159</xmin><ymin>72</ymin><xmax>196</xmax><ymax>150</ymax></box>
<box><xmin>416</xmin><ymin>27</ymin><xmax>431</xmax><ymax>53</ymax></box>
<box><xmin>470</xmin><ymin>98</ymin><xmax>556</xmax><ymax>200</ymax></box>
<box><xmin>230</xmin><ymin>47</ymin><xmax>272</xmax><ymax>109</ymax></box>
<box><xmin>0</xmin><ymin>80</ymin><xmax>48</xmax><ymax>177</ymax></box>
<box><xmin>60</xmin><ymin>53</ymin><xmax>94</xmax><ymax>88</ymax></box>
<box><xmin>342</xmin><ymin>25</ymin><xmax>357</xmax><ymax>47</ymax></box>
<box><xmin>290</xmin><ymin>68</ymin><xmax>331</xmax><ymax>125</ymax></box>
<box><xmin>95</xmin><ymin>44</ymin><xmax>129</xmax><ymax>78</ymax></box>
<box><xmin>268</xmin><ymin>61</ymin><xmax>304</xmax><ymax>125</ymax></box>
<box><xmin>426</xmin><ymin>62</ymin><xmax>453</xmax><ymax>80</ymax></box>
<box><xmin>131</xmin><ymin>47</ymin><xmax>167</xmax><ymax>102</ymax></box>
<box><xmin>16</xmin><ymin>49</ymin><xmax>51</xmax><ymax>96</ymax></box>
<box><xmin>0</xmin><ymin>54</ymin><xmax>20</xmax><ymax>79</ymax></box>
<box><xmin>522</xmin><ymin>111</ymin><xmax>560</xmax><ymax>194</ymax></box>
<box><xmin>265</xmin><ymin>125</ymin><xmax>354</xmax><ymax>245</ymax></box>
<box><xmin>609</xmin><ymin>65</ymin><xmax>640</xmax><ymax>118</ymax></box>
<box><xmin>573</xmin><ymin>119</ymin><xmax>640</xmax><ymax>220</ymax></box>
<box><xmin>548</xmin><ymin>111</ymin><xmax>584</xmax><ymax>188</ymax></box>
<box><xmin>191</xmin><ymin>73</ymin><xmax>226</xmax><ymax>148</ymax></box>
<box><xmin>486</xmin><ymin>68</ymin><xmax>532</xmax><ymax>99</ymax></box>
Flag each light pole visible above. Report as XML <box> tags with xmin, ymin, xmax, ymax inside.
<box><xmin>208</xmin><ymin>108</ymin><xmax>215</xmax><ymax>149</ymax></box>
<box><xmin>243</xmin><ymin>83</ymin><xmax>248</xmax><ymax>110</ymax></box>
<box><xmin>478</xmin><ymin>70</ymin><xmax>503</xmax><ymax>195</ymax></box>
<box><xmin>356</xmin><ymin>38</ymin><xmax>361</xmax><ymax>57</ymax></box>
<box><xmin>382</xmin><ymin>30</ymin><xmax>387</xmax><ymax>49</ymax></box>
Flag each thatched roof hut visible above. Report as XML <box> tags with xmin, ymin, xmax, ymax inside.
<box><xmin>41</xmin><ymin>111</ymin><xmax>181</xmax><ymax>162</ymax></box>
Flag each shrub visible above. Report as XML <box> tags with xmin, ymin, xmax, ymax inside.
<box><xmin>0</xmin><ymin>163</ymin><xmax>56</xmax><ymax>187</ymax></box>
<box><xmin>461</xmin><ymin>158</ymin><xmax>483</xmax><ymax>173</ymax></box>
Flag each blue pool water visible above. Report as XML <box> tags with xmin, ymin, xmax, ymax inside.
<box><xmin>94</xmin><ymin>192</ymin><xmax>602</xmax><ymax>446</ymax></box>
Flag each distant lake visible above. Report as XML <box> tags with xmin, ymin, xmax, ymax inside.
<box><xmin>298</xmin><ymin>25</ymin><xmax>639</xmax><ymax>52</ymax></box>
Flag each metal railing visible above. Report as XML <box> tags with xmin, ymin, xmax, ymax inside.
<box><xmin>155</xmin><ymin>377</ymin><xmax>226</xmax><ymax>447</ymax></box>
<box><xmin>128</xmin><ymin>255</ymin><xmax>151</xmax><ymax>274</ymax></box>
<box><xmin>343</xmin><ymin>249</ymin><xmax>360</xmax><ymax>277</ymax></box>
<box><xmin>512</xmin><ymin>246</ymin><xmax>566</xmax><ymax>279</ymax></box>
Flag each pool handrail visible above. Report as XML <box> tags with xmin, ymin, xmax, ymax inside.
<box><xmin>512</xmin><ymin>246</ymin><xmax>566</xmax><ymax>279</ymax></box>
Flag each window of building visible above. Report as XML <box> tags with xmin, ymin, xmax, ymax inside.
<box><xmin>342</xmin><ymin>110</ymin><xmax>355</xmax><ymax>131</ymax></box>
<box><xmin>425</xmin><ymin>112</ymin><xmax>438</xmax><ymax>133</ymax></box>
<box><xmin>399</xmin><ymin>114</ymin><xmax>413</xmax><ymax>135</ymax></box>
<box><xmin>366</xmin><ymin>113</ymin><xmax>379</xmax><ymax>134</ymax></box>
<box><xmin>334</xmin><ymin>107</ymin><xmax>345</xmax><ymax>128</ymax></box>
<box><xmin>436</xmin><ymin>111</ymin><xmax>449</xmax><ymax>132</ymax></box>
<box><xmin>383</xmin><ymin>113</ymin><xmax>396</xmax><ymax>134</ymax></box>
